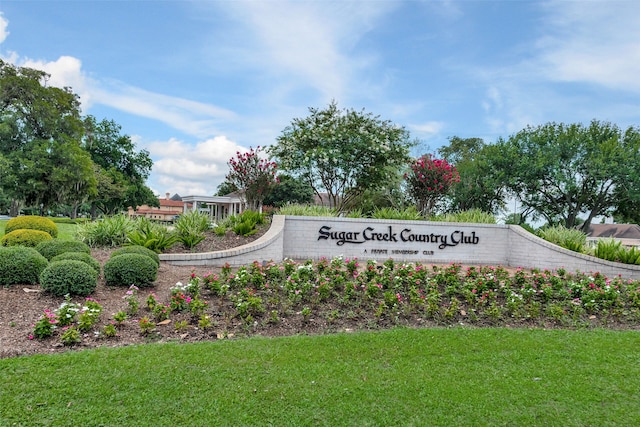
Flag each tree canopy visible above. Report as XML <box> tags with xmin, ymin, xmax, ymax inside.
<box><xmin>269</xmin><ymin>101</ymin><xmax>414</xmax><ymax>213</ymax></box>
<box><xmin>225</xmin><ymin>146</ymin><xmax>278</xmax><ymax>211</ymax></box>
<box><xmin>82</xmin><ymin>116</ymin><xmax>156</xmax><ymax>217</ymax></box>
<box><xmin>0</xmin><ymin>60</ymin><xmax>155</xmax><ymax>217</ymax></box>
<box><xmin>438</xmin><ymin>137</ymin><xmax>507</xmax><ymax>215</ymax></box>
<box><xmin>492</xmin><ymin>121</ymin><xmax>640</xmax><ymax>230</ymax></box>
<box><xmin>263</xmin><ymin>174</ymin><xmax>314</xmax><ymax>208</ymax></box>
<box><xmin>405</xmin><ymin>154</ymin><xmax>459</xmax><ymax>217</ymax></box>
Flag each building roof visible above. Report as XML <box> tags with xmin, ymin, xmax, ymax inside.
<box><xmin>160</xmin><ymin>199</ymin><xmax>186</xmax><ymax>208</ymax></box>
<box><xmin>587</xmin><ymin>224</ymin><xmax>640</xmax><ymax>239</ymax></box>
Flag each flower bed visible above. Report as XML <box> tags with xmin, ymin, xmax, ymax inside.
<box><xmin>25</xmin><ymin>257</ymin><xmax>640</xmax><ymax>352</ymax></box>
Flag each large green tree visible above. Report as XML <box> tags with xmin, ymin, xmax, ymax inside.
<box><xmin>82</xmin><ymin>116</ymin><xmax>156</xmax><ymax>217</ymax></box>
<box><xmin>492</xmin><ymin>121</ymin><xmax>640</xmax><ymax>231</ymax></box>
<box><xmin>438</xmin><ymin>137</ymin><xmax>507</xmax><ymax>215</ymax></box>
<box><xmin>0</xmin><ymin>60</ymin><xmax>96</xmax><ymax>216</ymax></box>
<box><xmin>269</xmin><ymin>101</ymin><xmax>414</xmax><ymax>213</ymax></box>
<box><xmin>263</xmin><ymin>174</ymin><xmax>314</xmax><ymax>208</ymax></box>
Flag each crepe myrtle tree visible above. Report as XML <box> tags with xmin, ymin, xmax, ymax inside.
<box><xmin>405</xmin><ymin>154</ymin><xmax>460</xmax><ymax>217</ymax></box>
<box><xmin>269</xmin><ymin>101</ymin><xmax>414</xmax><ymax>214</ymax></box>
<box><xmin>225</xmin><ymin>146</ymin><xmax>278</xmax><ymax>211</ymax></box>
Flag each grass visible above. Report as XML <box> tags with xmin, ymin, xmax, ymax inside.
<box><xmin>0</xmin><ymin>220</ymin><xmax>77</xmax><ymax>241</ymax></box>
<box><xmin>1</xmin><ymin>327</ymin><xmax>639</xmax><ymax>426</ymax></box>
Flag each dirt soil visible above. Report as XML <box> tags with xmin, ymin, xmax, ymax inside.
<box><xmin>0</xmin><ymin>228</ymin><xmax>273</xmax><ymax>359</ymax></box>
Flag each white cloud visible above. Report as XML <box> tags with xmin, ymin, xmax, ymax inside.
<box><xmin>21</xmin><ymin>56</ymin><xmax>92</xmax><ymax>104</ymax></box>
<box><xmin>409</xmin><ymin>121</ymin><xmax>444</xmax><ymax>137</ymax></box>
<box><xmin>7</xmin><ymin>52</ymin><xmax>238</xmax><ymax>140</ymax></box>
<box><xmin>146</xmin><ymin>136</ymin><xmax>244</xmax><ymax>196</ymax></box>
<box><xmin>213</xmin><ymin>1</ymin><xmax>395</xmax><ymax>104</ymax></box>
<box><xmin>0</xmin><ymin>13</ymin><xmax>8</xmax><ymax>44</ymax></box>
<box><xmin>92</xmin><ymin>83</ymin><xmax>237</xmax><ymax>139</ymax></box>
<box><xmin>536</xmin><ymin>1</ymin><xmax>640</xmax><ymax>92</ymax></box>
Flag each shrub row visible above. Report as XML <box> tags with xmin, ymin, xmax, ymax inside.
<box><xmin>0</xmin><ymin>238</ymin><xmax>159</xmax><ymax>293</ymax></box>
<box><xmin>4</xmin><ymin>215</ymin><xmax>58</xmax><ymax>238</ymax></box>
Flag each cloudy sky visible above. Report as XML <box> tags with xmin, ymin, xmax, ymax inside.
<box><xmin>1</xmin><ymin>1</ymin><xmax>639</xmax><ymax>196</ymax></box>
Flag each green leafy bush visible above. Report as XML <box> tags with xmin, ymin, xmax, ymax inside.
<box><xmin>238</xmin><ymin>210</ymin><xmax>265</xmax><ymax>225</ymax></box>
<box><xmin>233</xmin><ymin>219</ymin><xmax>258</xmax><ymax>237</ymax></box>
<box><xmin>75</xmin><ymin>214</ymin><xmax>135</xmax><ymax>247</ymax></box>
<box><xmin>224</xmin><ymin>210</ymin><xmax>267</xmax><ymax>237</ymax></box>
<box><xmin>1</xmin><ymin>229</ymin><xmax>53</xmax><ymax>247</ymax></box>
<box><xmin>538</xmin><ymin>225</ymin><xmax>587</xmax><ymax>253</ymax></box>
<box><xmin>5</xmin><ymin>215</ymin><xmax>58</xmax><ymax>238</ymax></box>
<box><xmin>35</xmin><ymin>239</ymin><xmax>91</xmax><ymax>260</ymax></box>
<box><xmin>593</xmin><ymin>238</ymin><xmax>622</xmax><ymax>262</ymax></box>
<box><xmin>617</xmin><ymin>246</ymin><xmax>640</xmax><ymax>265</ymax></box>
<box><xmin>51</xmin><ymin>252</ymin><xmax>101</xmax><ymax>274</ymax></box>
<box><xmin>175</xmin><ymin>211</ymin><xmax>209</xmax><ymax>249</ymax></box>
<box><xmin>104</xmin><ymin>253</ymin><xmax>158</xmax><ymax>287</ymax></box>
<box><xmin>39</xmin><ymin>260</ymin><xmax>98</xmax><ymax>296</ymax></box>
<box><xmin>111</xmin><ymin>245</ymin><xmax>160</xmax><ymax>266</ymax></box>
<box><xmin>0</xmin><ymin>246</ymin><xmax>49</xmax><ymax>286</ymax></box>
<box><xmin>127</xmin><ymin>217</ymin><xmax>178</xmax><ymax>253</ymax></box>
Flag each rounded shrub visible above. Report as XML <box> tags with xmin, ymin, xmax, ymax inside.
<box><xmin>39</xmin><ymin>260</ymin><xmax>98</xmax><ymax>297</ymax></box>
<box><xmin>104</xmin><ymin>253</ymin><xmax>158</xmax><ymax>287</ymax></box>
<box><xmin>1</xmin><ymin>229</ymin><xmax>53</xmax><ymax>247</ymax></box>
<box><xmin>5</xmin><ymin>215</ymin><xmax>58</xmax><ymax>238</ymax></box>
<box><xmin>35</xmin><ymin>239</ymin><xmax>91</xmax><ymax>260</ymax></box>
<box><xmin>51</xmin><ymin>252</ymin><xmax>101</xmax><ymax>275</ymax></box>
<box><xmin>111</xmin><ymin>245</ymin><xmax>160</xmax><ymax>266</ymax></box>
<box><xmin>0</xmin><ymin>246</ymin><xmax>49</xmax><ymax>286</ymax></box>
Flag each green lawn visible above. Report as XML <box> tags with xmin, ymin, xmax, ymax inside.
<box><xmin>1</xmin><ymin>327</ymin><xmax>639</xmax><ymax>426</ymax></box>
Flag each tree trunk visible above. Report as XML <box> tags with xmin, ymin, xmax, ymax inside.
<box><xmin>9</xmin><ymin>199</ymin><xmax>21</xmax><ymax>217</ymax></box>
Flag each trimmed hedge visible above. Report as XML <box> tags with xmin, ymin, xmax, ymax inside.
<box><xmin>39</xmin><ymin>260</ymin><xmax>98</xmax><ymax>297</ymax></box>
<box><xmin>35</xmin><ymin>240</ymin><xmax>91</xmax><ymax>260</ymax></box>
<box><xmin>5</xmin><ymin>215</ymin><xmax>58</xmax><ymax>238</ymax></box>
<box><xmin>1</xmin><ymin>229</ymin><xmax>53</xmax><ymax>247</ymax></box>
<box><xmin>111</xmin><ymin>245</ymin><xmax>160</xmax><ymax>266</ymax></box>
<box><xmin>0</xmin><ymin>246</ymin><xmax>49</xmax><ymax>286</ymax></box>
<box><xmin>104</xmin><ymin>253</ymin><xmax>158</xmax><ymax>287</ymax></box>
<box><xmin>51</xmin><ymin>252</ymin><xmax>101</xmax><ymax>275</ymax></box>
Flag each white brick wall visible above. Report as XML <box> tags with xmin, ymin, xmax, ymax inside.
<box><xmin>159</xmin><ymin>215</ymin><xmax>640</xmax><ymax>279</ymax></box>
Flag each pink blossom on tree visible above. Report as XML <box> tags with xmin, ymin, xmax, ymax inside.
<box><xmin>225</xmin><ymin>146</ymin><xmax>279</xmax><ymax>211</ymax></box>
<box><xmin>405</xmin><ymin>154</ymin><xmax>460</xmax><ymax>216</ymax></box>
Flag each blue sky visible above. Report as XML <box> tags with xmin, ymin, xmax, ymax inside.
<box><xmin>1</xmin><ymin>1</ymin><xmax>639</xmax><ymax>197</ymax></box>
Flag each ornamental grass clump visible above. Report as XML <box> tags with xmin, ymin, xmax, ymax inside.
<box><xmin>538</xmin><ymin>225</ymin><xmax>587</xmax><ymax>253</ymax></box>
<box><xmin>432</xmin><ymin>208</ymin><xmax>496</xmax><ymax>224</ymax></box>
<box><xmin>277</xmin><ymin>203</ymin><xmax>337</xmax><ymax>217</ymax></box>
<box><xmin>371</xmin><ymin>206</ymin><xmax>423</xmax><ymax>220</ymax></box>
<box><xmin>175</xmin><ymin>210</ymin><xmax>209</xmax><ymax>249</ymax></box>
<box><xmin>127</xmin><ymin>217</ymin><xmax>178</xmax><ymax>253</ymax></box>
<box><xmin>75</xmin><ymin>214</ymin><xmax>134</xmax><ymax>247</ymax></box>
<box><xmin>0</xmin><ymin>246</ymin><xmax>48</xmax><ymax>286</ymax></box>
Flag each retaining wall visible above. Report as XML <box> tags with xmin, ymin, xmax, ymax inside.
<box><xmin>159</xmin><ymin>215</ymin><xmax>640</xmax><ymax>280</ymax></box>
